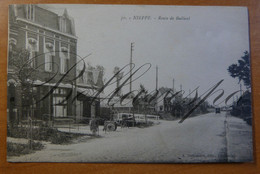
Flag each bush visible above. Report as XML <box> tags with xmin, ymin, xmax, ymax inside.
<box><xmin>7</xmin><ymin>141</ymin><xmax>44</xmax><ymax>156</ymax></box>
<box><xmin>49</xmin><ymin>132</ymin><xmax>75</xmax><ymax>144</ymax></box>
<box><xmin>136</xmin><ymin>121</ymin><xmax>154</xmax><ymax>128</ymax></box>
<box><xmin>243</xmin><ymin>117</ymin><xmax>252</xmax><ymax>126</ymax></box>
<box><xmin>7</xmin><ymin>125</ymin><xmax>84</xmax><ymax>145</ymax></box>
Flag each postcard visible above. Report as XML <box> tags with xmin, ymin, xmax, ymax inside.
<box><xmin>7</xmin><ymin>4</ymin><xmax>253</xmax><ymax>163</ymax></box>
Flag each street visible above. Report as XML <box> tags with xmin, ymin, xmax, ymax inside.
<box><xmin>8</xmin><ymin>112</ymin><xmax>253</xmax><ymax>163</ymax></box>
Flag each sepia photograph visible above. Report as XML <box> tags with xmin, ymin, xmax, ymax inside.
<box><xmin>7</xmin><ymin>4</ymin><xmax>253</xmax><ymax>163</ymax></box>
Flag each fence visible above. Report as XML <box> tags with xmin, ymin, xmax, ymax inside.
<box><xmin>134</xmin><ymin>114</ymin><xmax>160</xmax><ymax>124</ymax></box>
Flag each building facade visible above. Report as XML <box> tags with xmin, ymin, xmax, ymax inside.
<box><xmin>76</xmin><ymin>65</ymin><xmax>104</xmax><ymax>122</ymax></box>
<box><xmin>7</xmin><ymin>5</ymin><xmax>78</xmax><ymax>123</ymax></box>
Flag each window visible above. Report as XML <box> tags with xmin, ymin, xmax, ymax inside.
<box><xmin>59</xmin><ymin>17</ymin><xmax>67</xmax><ymax>33</ymax></box>
<box><xmin>45</xmin><ymin>43</ymin><xmax>55</xmax><ymax>72</ymax></box>
<box><xmin>54</xmin><ymin>89</ymin><xmax>59</xmax><ymax>94</ymax></box>
<box><xmin>27</xmin><ymin>38</ymin><xmax>38</xmax><ymax>67</ymax></box>
<box><xmin>26</xmin><ymin>4</ymin><xmax>34</xmax><ymax>21</ymax></box>
<box><xmin>60</xmin><ymin>47</ymin><xmax>69</xmax><ymax>74</ymax></box>
<box><xmin>53</xmin><ymin>96</ymin><xmax>67</xmax><ymax>117</ymax></box>
<box><xmin>79</xmin><ymin>100</ymin><xmax>83</xmax><ymax>116</ymax></box>
<box><xmin>93</xmin><ymin>69</ymin><xmax>100</xmax><ymax>84</ymax></box>
<box><xmin>45</xmin><ymin>52</ymin><xmax>53</xmax><ymax>72</ymax></box>
<box><xmin>29</xmin><ymin>51</ymin><xmax>36</xmax><ymax>67</ymax></box>
<box><xmin>53</xmin><ymin>88</ymin><xmax>67</xmax><ymax>95</ymax></box>
<box><xmin>9</xmin><ymin>38</ymin><xmax>17</xmax><ymax>52</ymax></box>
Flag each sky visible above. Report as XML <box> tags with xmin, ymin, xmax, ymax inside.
<box><xmin>45</xmin><ymin>4</ymin><xmax>250</xmax><ymax>106</ymax></box>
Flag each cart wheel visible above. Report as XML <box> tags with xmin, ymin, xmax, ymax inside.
<box><xmin>106</xmin><ymin>123</ymin><xmax>116</xmax><ymax>132</ymax></box>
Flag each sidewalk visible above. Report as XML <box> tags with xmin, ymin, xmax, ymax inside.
<box><xmin>56</xmin><ymin>124</ymin><xmax>105</xmax><ymax>135</ymax></box>
<box><xmin>225</xmin><ymin>114</ymin><xmax>253</xmax><ymax>162</ymax></box>
<box><xmin>55</xmin><ymin>121</ymin><xmax>160</xmax><ymax>136</ymax></box>
<box><xmin>7</xmin><ymin>137</ymin><xmax>29</xmax><ymax>144</ymax></box>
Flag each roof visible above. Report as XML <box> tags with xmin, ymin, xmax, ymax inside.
<box><xmin>10</xmin><ymin>4</ymin><xmax>76</xmax><ymax>36</ymax></box>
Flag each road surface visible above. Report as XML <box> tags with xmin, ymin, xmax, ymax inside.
<box><xmin>8</xmin><ymin>112</ymin><xmax>253</xmax><ymax>163</ymax></box>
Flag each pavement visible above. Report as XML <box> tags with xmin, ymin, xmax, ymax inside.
<box><xmin>56</xmin><ymin>124</ymin><xmax>104</xmax><ymax>135</ymax></box>
<box><xmin>7</xmin><ymin>111</ymin><xmax>253</xmax><ymax>163</ymax></box>
<box><xmin>225</xmin><ymin>113</ymin><xmax>253</xmax><ymax>162</ymax></box>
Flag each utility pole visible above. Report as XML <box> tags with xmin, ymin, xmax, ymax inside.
<box><xmin>130</xmin><ymin>43</ymin><xmax>134</xmax><ymax>94</ymax></box>
<box><xmin>156</xmin><ymin>65</ymin><xmax>158</xmax><ymax>91</ymax></box>
<box><xmin>172</xmin><ymin>78</ymin><xmax>175</xmax><ymax>93</ymax></box>
<box><xmin>130</xmin><ymin>43</ymin><xmax>135</xmax><ymax>126</ymax></box>
<box><xmin>74</xmin><ymin>79</ymin><xmax>78</xmax><ymax>123</ymax></box>
<box><xmin>155</xmin><ymin>65</ymin><xmax>158</xmax><ymax>114</ymax></box>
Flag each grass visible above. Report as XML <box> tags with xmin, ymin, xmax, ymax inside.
<box><xmin>8</xmin><ymin>126</ymin><xmax>86</xmax><ymax>144</ymax></box>
<box><xmin>136</xmin><ymin>121</ymin><xmax>154</xmax><ymax>128</ymax></box>
<box><xmin>7</xmin><ymin>125</ymin><xmax>87</xmax><ymax>157</ymax></box>
<box><xmin>7</xmin><ymin>141</ymin><xmax>44</xmax><ymax>156</ymax></box>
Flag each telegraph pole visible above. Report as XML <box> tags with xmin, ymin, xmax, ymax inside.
<box><xmin>156</xmin><ymin>65</ymin><xmax>158</xmax><ymax>91</ymax></box>
<box><xmin>155</xmin><ymin>65</ymin><xmax>159</xmax><ymax>114</ymax></box>
<box><xmin>130</xmin><ymin>43</ymin><xmax>134</xmax><ymax>94</ymax></box>
<box><xmin>172</xmin><ymin>78</ymin><xmax>175</xmax><ymax>93</ymax></box>
<box><xmin>130</xmin><ymin>43</ymin><xmax>135</xmax><ymax>126</ymax></box>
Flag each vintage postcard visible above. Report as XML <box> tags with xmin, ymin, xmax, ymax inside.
<box><xmin>7</xmin><ymin>4</ymin><xmax>253</xmax><ymax>163</ymax></box>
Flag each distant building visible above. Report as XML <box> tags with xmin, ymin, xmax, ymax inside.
<box><xmin>155</xmin><ymin>87</ymin><xmax>176</xmax><ymax>113</ymax></box>
<box><xmin>76</xmin><ymin>65</ymin><xmax>104</xmax><ymax>121</ymax></box>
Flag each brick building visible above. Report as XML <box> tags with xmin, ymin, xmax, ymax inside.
<box><xmin>7</xmin><ymin>5</ymin><xmax>86</xmax><ymax>123</ymax></box>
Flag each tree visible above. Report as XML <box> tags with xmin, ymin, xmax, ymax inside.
<box><xmin>227</xmin><ymin>51</ymin><xmax>251</xmax><ymax>88</ymax></box>
<box><xmin>134</xmin><ymin>84</ymin><xmax>148</xmax><ymax>113</ymax></box>
<box><xmin>96</xmin><ymin>65</ymin><xmax>105</xmax><ymax>88</ymax></box>
<box><xmin>139</xmin><ymin>84</ymin><xmax>148</xmax><ymax>95</ymax></box>
<box><xmin>8</xmin><ymin>48</ymin><xmax>37</xmax><ymax>124</ymax></box>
